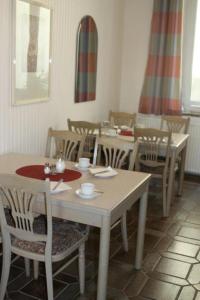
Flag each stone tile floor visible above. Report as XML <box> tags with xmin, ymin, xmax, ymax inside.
<box><xmin>1</xmin><ymin>179</ymin><xmax>200</xmax><ymax>299</ymax></box>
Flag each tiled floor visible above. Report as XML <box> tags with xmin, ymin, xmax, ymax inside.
<box><xmin>2</xmin><ymin>179</ymin><xmax>200</xmax><ymax>300</ymax></box>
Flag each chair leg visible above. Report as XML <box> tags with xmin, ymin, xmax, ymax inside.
<box><xmin>162</xmin><ymin>179</ymin><xmax>167</xmax><ymax>217</ymax></box>
<box><xmin>78</xmin><ymin>243</ymin><xmax>85</xmax><ymax>294</ymax></box>
<box><xmin>33</xmin><ymin>260</ymin><xmax>39</xmax><ymax>280</ymax></box>
<box><xmin>121</xmin><ymin>212</ymin><xmax>128</xmax><ymax>252</ymax></box>
<box><xmin>24</xmin><ymin>258</ymin><xmax>30</xmax><ymax>277</ymax></box>
<box><xmin>45</xmin><ymin>256</ymin><xmax>53</xmax><ymax>300</ymax></box>
<box><xmin>0</xmin><ymin>238</ymin><xmax>11</xmax><ymax>300</ymax></box>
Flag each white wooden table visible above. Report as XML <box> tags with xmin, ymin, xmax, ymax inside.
<box><xmin>0</xmin><ymin>153</ymin><xmax>151</xmax><ymax>300</ymax></box>
<box><xmin>102</xmin><ymin>132</ymin><xmax>189</xmax><ymax>217</ymax></box>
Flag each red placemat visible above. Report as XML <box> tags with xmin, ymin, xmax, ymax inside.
<box><xmin>119</xmin><ymin>130</ymin><xmax>134</xmax><ymax>137</ymax></box>
<box><xmin>16</xmin><ymin>165</ymin><xmax>82</xmax><ymax>182</ymax></box>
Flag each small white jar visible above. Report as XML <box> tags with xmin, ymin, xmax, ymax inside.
<box><xmin>56</xmin><ymin>158</ymin><xmax>65</xmax><ymax>173</ymax></box>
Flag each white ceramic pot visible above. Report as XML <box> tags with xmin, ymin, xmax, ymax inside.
<box><xmin>56</xmin><ymin>158</ymin><xmax>65</xmax><ymax>173</ymax></box>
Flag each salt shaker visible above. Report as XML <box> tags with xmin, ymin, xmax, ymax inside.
<box><xmin>44</xmin><ymin>163</ymin><xmax>50</xmax><ymax>174</ymax></box>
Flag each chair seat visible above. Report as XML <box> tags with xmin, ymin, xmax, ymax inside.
<box><xmin>140</xmin><ymin>164</ymin><xmax>165</xmax><ymax>176</ymax></box>
<box><xmin>52</xmin><ymin>218</ymin><xmax>89</xmax><ymax>235</ymax></box>
<box><xmin>11</xmin><ymin>216</ymin><xmax>88</xmax><ymax>256</ymax></box>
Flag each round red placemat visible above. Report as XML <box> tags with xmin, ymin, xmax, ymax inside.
<box><xmin>16</xmin><ymin>165</ymin><xmax>82</xmax><ymax>182</ymax></box>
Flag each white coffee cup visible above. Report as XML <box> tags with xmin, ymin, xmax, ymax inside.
<box><xmin>79</xmin><ymin>157</ymin><xmax>90</xmax><ymax>168</ymax></box>
<box><xmin>81</xmin><ymin>183</ymin><xmax>95</xmax><ymax>195</ymax></box>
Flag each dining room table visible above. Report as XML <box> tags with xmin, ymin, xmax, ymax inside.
<box><xmin>101</xmin><ymin>129</ymin><xmax>189</xmax><ymax>217</ymax></box>
<box><xmin>0</xmin><ymin>153</ymin><xmax>151</xmax><ymax>300</ymax></box>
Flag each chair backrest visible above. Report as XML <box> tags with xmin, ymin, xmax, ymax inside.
<box><xmin>93</xmin><ymin>136</ymin><xmax>138</xmax><ymax>170</ymax></box>
<box><xmin>67</xmin><ymin>119</ymin><xmax>101</xmax><ymax>136</ymax></box>
<box><xmin>109</xmin><ymin>111</ymin><xmax>136</xmax><ymax>128</ymax></box>
<box><xmin>160</xmin><ymin>116</ymin><xmax>190</xmax><ymax>134</ymax></box>
<box><xmin>0</xmin><ymin>174</ymin><xmax>51</xmax><ymax>250</ymax></box>
<box><xmin>45</xmin><ymin>128</ymin><xmax>85</xmax><ymax>161</ymax></box>
<box><xmin>134</xmin><ymin>128</ymin><xmax>171</xmax><ymax>170</ymax></box>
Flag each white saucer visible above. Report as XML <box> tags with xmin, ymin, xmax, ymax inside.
<box><xmin>74</xmin><ymin>163</ymin><xmax>91</xmax><ymax>171</ymax></box>
<box><xmin>75</xmin><ymin>189</ymin><xmax>99</xmax><ymax>199</ymax></box>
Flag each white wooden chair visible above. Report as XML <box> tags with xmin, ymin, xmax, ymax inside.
<box><xmin>45</xmin><ymin>128</ymin><xmax>86</xmax><ymax>162</ymax></box>
<box><xmin>109</xmin><ymin>111</ymin><xmax>136</xmax><ymax>128</ymax></box>
<box><xmin>0</xmin><ymin>174</ymin><xmax>89</xmax><ymax>300</ymax></box>
<box><xmin>67</xmin><ymin>119</ymin><xmax>101</xmax><ymax>159</ymax></box>
<box><xmin>134</xmin><ymin>128</ymin><xmax>172</xmax><ymax>216</ymax></box>
<box><xmin>160</xmin><ymin>115</ymin><xmax>190</xmax><ymax>134</ymax></box>
<box><xmin>93</xmin><ymin>136</ymin><xmax>139</xmax><ymax>252</ymax></box>
<box><xmin>160</xmin><ymin>115</ymin><xmax>190</xmax><ymax>184</ymax></box>
<box><xmin>0</xmin><ymin>210</ymin><xmax>31</xmax><ymax>278</ymax></box>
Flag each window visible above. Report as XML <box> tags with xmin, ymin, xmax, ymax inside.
<box><xmin>191</xmin><ymin>0</ymin><xmax>200</xmax><ymax>104</ymax></box>
<box><xmin>182</xmin><ymin>0</ymin><xmax>200</xmax><ymax>111</ymax></box>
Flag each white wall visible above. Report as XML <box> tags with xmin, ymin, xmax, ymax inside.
<box><xmin>119</xmin><ymin>0</ymin><xmax>153</xmax><ymax>113</ymax></box>
<box><xmin>0</xmin><ymin>0</ymin><xmax>124</xmax><ymax>155</ymax></box>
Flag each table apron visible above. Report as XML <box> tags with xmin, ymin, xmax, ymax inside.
<box><xmin>34</xmin><ymin>201</ymin><xmax>103</xmax><ymax>227</ymax></box>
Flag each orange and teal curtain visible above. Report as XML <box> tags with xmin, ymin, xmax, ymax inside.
<box><xmin>75</xmin><ymin>16</ymin><xmax>98</xmax><ymax>103</ymax></box>
<box><xmin>139</xmin><ymin>0</ymin><xmax>183</xmax><ymax>115</ymax></box>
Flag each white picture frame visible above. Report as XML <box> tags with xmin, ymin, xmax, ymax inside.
<box><xmin>12</xmin><ymin>0</ymin><xmax>52</xmax><ymax>105</ymax></box>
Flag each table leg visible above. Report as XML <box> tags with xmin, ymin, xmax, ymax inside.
<box><xmin>177</xmin><ymin>143</ymin><xmax>187</xmax><ymax>196</ymax></box>
<box><xmin>167</xmin><ymin>152</ymin><xmax>176</xmax><ymax>216</ymax></box>
<box><xmin>97</xmin><ymin>215</ymin><xmax>111</xmax><ymax>300</ymax></box>
<box><xmin>135</xmin><ymin>190</ymin><xmax>148</xmax><ymax>269</ymax></box>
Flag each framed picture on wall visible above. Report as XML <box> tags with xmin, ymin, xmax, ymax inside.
<box><xmin>12</xmin><ymin>0</ymin><xmax>52</xmax><ymax>105</ymax></box>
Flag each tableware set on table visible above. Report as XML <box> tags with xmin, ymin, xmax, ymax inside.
<box><xmin>105</xmin><ymin>128</ymin><xmax>118</xmax><ymax>137</ymax></box>
<box><xmin>41</xmin><ymin>156</ymin><xmax>117</xmax><ymax>199</ymax></box>
<box><xmin>43</xmin><ymin>159</ymin><xmax>73</xmax><ymax>194</ymax></box>
<box><xmin>50</xmin><ymin>180</ymin><xmax>72</xmax><ymax>194</ymax></box>
<box><xmin>89</xmin><ymin>166</ymin><xmax>118</xmax><ymax>178</ymax></box>
<box><xmin>44</xmin><ymin>157</ymin><xmax>66</xmax><ymax>175</ymax></box>
<box><xmin>74</xmin><ymin>156</ymin><xmax>118</xmax><ymax>199</ymax></box>
<box><xmin>102</xmin><ymin>123</ymin><xmax>135</xmax><ymax>137</ymax></box>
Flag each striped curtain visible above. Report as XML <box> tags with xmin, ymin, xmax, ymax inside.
<box><xmin>75</xmin><ymin>16</ymin><xmax>98</xmax><ymax>103</ymax></box>
<box><xmin>139</xmin><ymin>0</ymin><xmax>183</xmax><ymax>115</ymax></box>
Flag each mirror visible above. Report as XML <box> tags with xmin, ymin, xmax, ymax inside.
<box><xmin>12</xmin><ymin>0</ymin><xmax>51</xmax><ymax>105</ymax></box>
<box><xmin>75</xmin><ymin>16</ymin><xmax>98</xmax><ymax>103</ymax></box>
